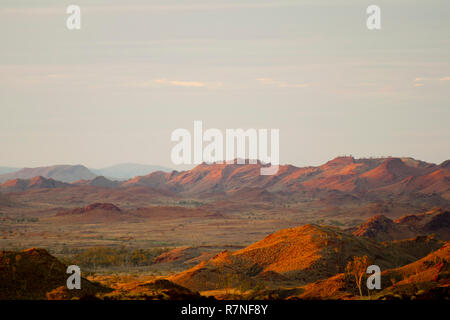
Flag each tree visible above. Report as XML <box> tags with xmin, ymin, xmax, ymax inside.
<box><xmin>346</xmin><ymin>255</ymin><xmax>370</xmax><ymax>297</ymax></box>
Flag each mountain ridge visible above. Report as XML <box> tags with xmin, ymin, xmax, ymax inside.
<box><xmin>124</xmin><ymin>156</ymin><xmax>449</xmax><ymax>198</ymax></box>
<box><xmin>0</xmin><ymin>157</ymin><xmax>448</xmax><ymax>202</ymax></box>
<box><xmin>0</xmin><ymin>165</ymin><xmax>96</xmax><ymax>183</ymax></box>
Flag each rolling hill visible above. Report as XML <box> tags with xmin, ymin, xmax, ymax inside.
<box><xmin>0</xmin><ymin>248</ymin><xmax>110</xmax><ymax>299</ymax></box>
<box><xmin>72</xmin><ymin>176</ymin><xmax>120</xmax><ymax>188</ymax></box>
<box><xmin>0</xmin><ymin>165</ymin><xmax>97</xmax><ymax>183</ymax></box>
<box><xmin>168</xmin><ymin>224</ymin><xmax>442</xmax><ymax>292</ymax></box>
<box><xmin>0</xmin><ymin>176</ymin><xmax>71</xmax><ymax>193</ymax></box>
<box><xmin>351</xmin><ymin>208</ymin><xmax>450</xmax><ymax>241</ymax></box>
<box><xmin>54</xmin><ymin>202</ymin><xmax>138</xmax><ymax>223</ymax></box>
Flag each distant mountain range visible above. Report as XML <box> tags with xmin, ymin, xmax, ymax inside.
<box><xmin>0</xmin><ymin>163</ymin><xmax>172</xmax><ymax>183</ymax></box>
<box><xmin>0</xmin><ymin>167</ymin><xmax>20</xmax><ymax>175</ymax></box>
<box><xmin>0</xmin><ymin>157</ymin><xmax>448</xmax><ymax>202</ymax></box>
<box><xmin>90</xmin><ymin>163</ymin><xmax>171</xmax><ymax>180</ymax></box>
<box><xmin>0</xmin><ymin>165</ymin><xmax>96</xmax><ymax>183</ymax></box>
<box><xmin>121</xmin><ymin>156</ymin><xmax>449</xmax><ymax>198</ymax></box>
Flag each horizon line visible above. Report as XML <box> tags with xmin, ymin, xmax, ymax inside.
<box><xmin>1</xmin><ymin>155</ymin><xmax>449</xmax><ymax>172</ymax></box>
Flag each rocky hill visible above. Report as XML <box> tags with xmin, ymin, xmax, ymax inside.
<box><xmin>351</xmin><ymin>208</ymin><xmax>450</xmax><ymax>241</ymax></box>
<box><xmin>54</xmin><ymin>202</ymin><xmax>138</xmax><ymax>223</ymax></box>
<box><xmin>0</xmin><ymin>248</ymin><xmax>110</xmax><ymax>299</ymax></box>
<box><xmin>168</xmin><ymin>224</ymin><xmax>442</xmax><ymax>292</ymax></box>
<box><xmin>0</xmin><ymin>176</ymin><xmax>71</xmax><ymax>193</ymax></box>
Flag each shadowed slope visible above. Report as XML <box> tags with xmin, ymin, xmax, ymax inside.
<box><xmin>0</xmin><ymin>248</ymin><xmax>110</xmax><ymax>299</ymax></box>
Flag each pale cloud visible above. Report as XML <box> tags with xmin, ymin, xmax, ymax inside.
<box><xmin>126</xmin><ymin>79</ymin><xmax>222</xmax><ymax>89</ymax></box>
<box><xmin>256</xmin><ymin>78</ymin><xmax>309</xmax><ymax>88</ymax></box>
<box><xmin>46</xmin><ymin>73</ymin><xmax>71</xmax><ymax>79</ymax></box>
<box><xmin>154</xmin><ymin>79</ymin><xmax>206</xmax><ymax>87</ymax></box>
<box><xmin>413</xmin><ymin>77</ymin><xmax>425</xmax><ymax>87</ymax></box>
<box><xmin>414</xmin><ymin>76</ymin><xmax>450</xmax><ymax>82</ymax></box>
<box><xmin>413</xmin><ymin>76</ymin><xmax>450</xmax><ymax>87</ymax></box>
<box><xmin>0</xmin><ymin>7</ymin><xmax>60</xmax><ymax>16</ymax></box>
<box><xmin>256</xmin><ymin>78</ymin><xmax>279</xmax><ymax>85</ymax></box>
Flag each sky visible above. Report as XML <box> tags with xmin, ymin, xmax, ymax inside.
<box><xmin>0</xmin><ymin>0</ymin><xmax>449</xmax><ymax>169</ymax></box>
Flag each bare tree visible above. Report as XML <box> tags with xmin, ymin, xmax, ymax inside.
<box><xmin>346</xmin><ymin>255</ymin><xmax>370</xmax><ymax>297</ymax></box>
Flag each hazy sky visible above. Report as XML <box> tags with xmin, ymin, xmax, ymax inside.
<box><xmin>0</xmin><ymin>0</ymin><xmax>449</xmax><ymax>169</ymax></box>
